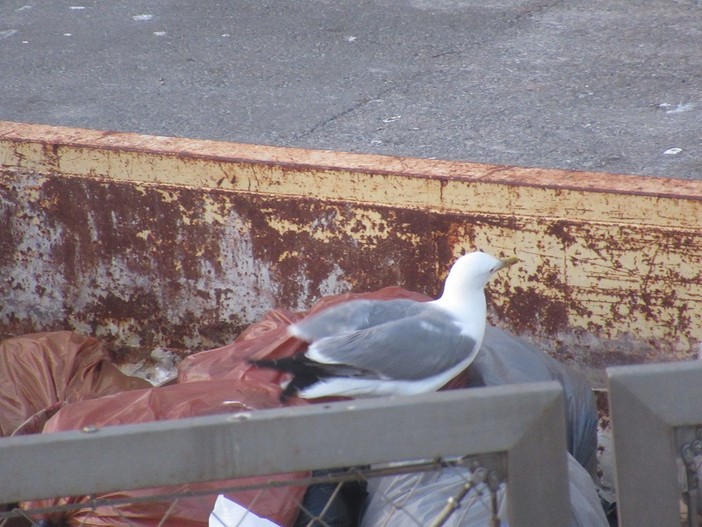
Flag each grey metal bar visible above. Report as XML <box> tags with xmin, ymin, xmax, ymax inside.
<box><xmin>0</xmin><ymin>382</ymin><xmax>569</xmax><ymax>527</ymax></box>
<box><xmin>607</xmin><ymin>360</ymin><xmax>702</xmax><ymax>527</ymax></box>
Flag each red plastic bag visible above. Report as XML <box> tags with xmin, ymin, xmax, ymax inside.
<box><xmin>0</xmin><ymin>331</ymin><xmax>150</xmax><ymax>437</ymax></box>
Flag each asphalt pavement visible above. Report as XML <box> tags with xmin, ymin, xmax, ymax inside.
<box><xmin>1</xmin><ymin>0</ymin><xmax>701</xmax><ymax>179</ymax></box>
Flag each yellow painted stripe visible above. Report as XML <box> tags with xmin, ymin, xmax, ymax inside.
<box><xmin>2</xmin><ymin>121</ymin><xmax>701</xmax><ymax>230</ymax></box>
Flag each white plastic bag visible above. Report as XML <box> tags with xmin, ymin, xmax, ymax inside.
<box><xmin>210</xmin><ymin>495</ymin><xmax>280</xmax><ymax>527</ymax></box>
<box><xmin>361</xmin><ymin>455</ymin><xmax>608</xmax><ymax>527</ymax></box>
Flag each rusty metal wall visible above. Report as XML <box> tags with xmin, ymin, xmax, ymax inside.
<box><xmin>1</xmin><ymin>121</ymin><xmax>700</xmax><ymax>375</ymax></box>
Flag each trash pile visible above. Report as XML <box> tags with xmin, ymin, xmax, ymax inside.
<box><xmin>1</xmin><ymin>288</ymin><xmax>613</xmax><ymax>526</ymax></box>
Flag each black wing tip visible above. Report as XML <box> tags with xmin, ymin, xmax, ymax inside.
<box><xmin>282</xmin><ymin>373</ymin><xmax>324</xmax><ymax>402</ymax></box>
<box><xmin>247</xmin><ymin>358</ymin><xmax>278</xmax><ymax>369</ymax></box>
<box><xmin>249</xmin><ymin>357</ymin><xmax>321</xmax><ymax>403</ymax></box>
<box><xmin>248</xmin><ymin>356</ymin><xmax>307</xmax><ymax>374</ymax></box>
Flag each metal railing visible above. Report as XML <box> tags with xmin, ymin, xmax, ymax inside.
<box><xmin>608</xmin><ymin>359</ymin><xmax>702</xmax><ymax>527</ymax></box>
<box><xmin>0</xmin><ymin>382</ymin><xmax>570</xmax><ymax>526</ymax></box>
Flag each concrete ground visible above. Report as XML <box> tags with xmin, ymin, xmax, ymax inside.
<box><xmin>1</xmin><ymin>0</ymin><xmax>701</xmax><ymax>179</ymax></box>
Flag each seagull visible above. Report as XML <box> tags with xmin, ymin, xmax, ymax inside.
<box><xmin>251</xmin><ymin>251</ymin><xmax>519</xmax><ymax>401</ymax></box>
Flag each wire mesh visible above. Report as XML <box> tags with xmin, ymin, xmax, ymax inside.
<box><xmin>0</xmin><ymin>455</ymin><xmax>506</xmax><ymax>527</ymax></box>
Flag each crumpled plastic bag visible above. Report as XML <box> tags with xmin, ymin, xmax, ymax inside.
<box><xmin>360</xmin><ymin>454</ymin><xmax>608</xmax><ymax>527</ymax></box>
<box><xmin>0</xmin><ymin>331</ymin><xmax>150</xmax><ymax>437</ymax></box>
<box><xmin>472</xmin><ymin>326</ymin><xmax>598</xmax><ymax>476</ymax></box>
<box><xmin>23</xmin><ymin>379</ymin><xmax>308</xmax><ymax>527</ymax></box>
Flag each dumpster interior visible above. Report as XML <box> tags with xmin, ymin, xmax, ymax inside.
<box><xmin>2</xmin><ymin>122</ymin><xmax>701</xmax><ymax>526</ymax></box>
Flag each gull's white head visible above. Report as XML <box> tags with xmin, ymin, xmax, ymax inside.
<box><xmin>433</xmin><ymin>251</ymin><xmax>519</xmax><ymax>335</ymax></box>
<box><xmin>442</xmin><ymin>251</ymin><xmax>519</xmax><ymax>295</ymax></box>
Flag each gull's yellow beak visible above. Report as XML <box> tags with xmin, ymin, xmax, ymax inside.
<box><xmin>496</xmin><ymin>256</ymin><xmax>520</xmax><ymax>271</ymax></box>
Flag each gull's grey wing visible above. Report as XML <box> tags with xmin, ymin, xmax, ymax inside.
<box><xmin>305</xmin><ymin>307</ymin><xmax>478</xmax><ymax>380</ymax></box>
<box><xmin>290</xmin><ymin>298</ymin><xmax>426</xmax><ymax>341</ymax></box>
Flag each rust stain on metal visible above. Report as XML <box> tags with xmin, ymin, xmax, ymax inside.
<box><xmin>2</xmin><ymin>121</ymin><xmax>702</xmax><ymax>374</ymax></box>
